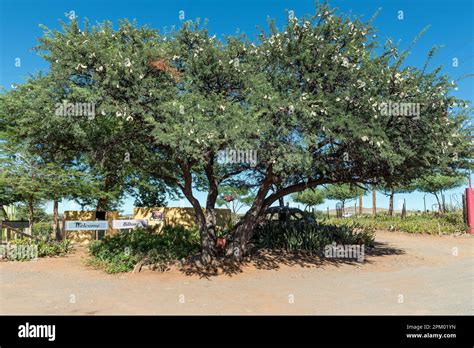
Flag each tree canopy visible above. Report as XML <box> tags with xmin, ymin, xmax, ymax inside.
<box><xmin>292</xmin><ymin>189</ymin><xmax>326</xmax><ymax>210</ymax></box>
<box><xmin>0</xmin><ymin>3</ymin><xmax>472</xmax><ymax>262</ymax></box>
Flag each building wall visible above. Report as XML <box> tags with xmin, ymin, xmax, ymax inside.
<box><xmin>133</xmin><ymin>207</ymin><xmax>231</xmax><ymax>232</ymax></box>
<box><xmin>63</xmin><ymin>211</ymin><xmax>119</xmax><ymax>244</ymax></box>
<box><xmin>63</xmin><ymin>207</ymin><xmax>232</xmax><ymax>243</ymax></box>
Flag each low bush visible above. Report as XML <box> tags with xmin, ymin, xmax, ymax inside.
<box><xmin>3</xmin><ymin>237</ymin><xmax>71</xmax><ymax>260</ymax></box>
<box><xmin>324</xmin><ymin>212</ymin><xmax>466</xmax><ymax>235</ymax></box>
<box><xmin>88</xmin><ymin>225</ymin><xmax>201</xmax><ymax>273</ymax></box>
<box><xmin>32</xmin><ymin>222</ymin><xmax>54</xmax><ymax>238</ymax></box>
<box><xmin>253</xmin><ymin>222</ymin><xmax>375</xmax><ymax>253</ymax></box>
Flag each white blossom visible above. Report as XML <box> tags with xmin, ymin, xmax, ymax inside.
<box><xmin>75</xmin><ymin>64</ymin><xmax>87</xmax><ymax>71</ymax></box>
<box><xmin>341</xmin><ymin>57</ymin><xmax>349</xmax><ymax>68</ymax></box>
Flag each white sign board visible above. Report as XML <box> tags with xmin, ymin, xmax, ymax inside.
<box><xmin>112</xmin><ymin>219</ymin><xmax>148</xmax><ymax>230</ymax></box>
<box><xmin>65</xmin><ymin>221</ymin><xmax>108</xmax><ymax>231</ymax></box>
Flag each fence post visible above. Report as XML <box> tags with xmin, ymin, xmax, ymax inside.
<box><xmin>462</xmin><ymin>193</ymin><xmax>467</xmax><ymax>225</ymax></box>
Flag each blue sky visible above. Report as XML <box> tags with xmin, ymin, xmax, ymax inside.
<box><xmin>0</xmin><ymin>0</ymin><xmax>472</xmax><ymax>214</ymax></box>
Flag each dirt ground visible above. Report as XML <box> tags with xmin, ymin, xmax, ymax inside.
<box><xmin>1</xmin><ymin>230</ymin><xmax>472</xmax><ymax>315</ymax></box>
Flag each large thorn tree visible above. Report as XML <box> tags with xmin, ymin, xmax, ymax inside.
<box><xmin>7</xmin><ymin>4</ymin><xmax>472</xmax><ymax>263</ymax></box>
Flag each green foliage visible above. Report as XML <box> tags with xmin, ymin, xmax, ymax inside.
<box><xmin>253</xmin><ymin>222</ymin><xmax>374</xmax><ymax>252</ymax></box>
<box><xmin>292</xmin><ymin>189</ymin><xmax>325</xmax><ymax>210</ymax></box>
<box><xmin>414</xmin><ymin>174</ymin><xmax>466</xmax><ymax>195</ymax></box>
<box><xmin>7</xmin><ymin>237</ymin><xmax>71</xmax><ymax>259</ymax></box>
<box><xmin>1</xmin><ymin>3</ymin><xmax>472</xmax><ymax>258</ymax></box>
<box><xmin>325</xmin><ymin>212</ymin><xmax>467</xmax><ymax>234</ymax></box>
<box><xmin>31</xmin><ymin>221</ymin><xmax>54</xmax><ymax>238</ymax></box>
<box><xmin>217</xmin><ymin>186</ymin><xmax>255</xmax><ymax>225</ymax></box>
<box><xmin>324</xmin><ymin>184</ymin><xmax>365</xmax><ymax>206</ymax></box>
<box><xmin>128</xmin><ymin>176</ymin><xmax>169</xmax><ymax>208</ymax></box>
<box><xmin>412</xmin><ymin>174</ymin><xmax>467</xmax><ymax>212</ymax></box>
<box><xmin>88</xmin><ymin>226</ymin><xmax>201</xmax><ymax>273</ymax></box>
<box><xmin>14</xmin><ymin>203</ymin><xmax>49</xmax><ymax>223</ymax></box>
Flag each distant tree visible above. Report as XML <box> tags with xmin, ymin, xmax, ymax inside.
<box><xmin>129</xmin><ymin>176</ymin><xmax>169</xmax><ymax>208</ymax></box>
<box><xmin>325</xmin><ymin>184</ymin><xmax>365</xmax><ymax>213</ymax></box>
<box><xmin>414</xmin><ymin>174</ymin><xmax>466</xmax><ymax>213</ymax></box>
<box><xmin>292</xmin><ymin>189</ymin><xmax>325</xmax><ymax>211</ymax></box>
<box><xmin>0</xmin><ymin>145</ymin><xmax>48</xmax><ymax>230</ymax></box>
<box><xmin>0</xmin><ymin>76</ymin><xmax>105</xmax><ymax>237</ymax></box>
<box><xmin>217</xmin><ymin>186</ymin><xmax>255</xmax><ymax>224</ymax></box>
<box><xmin>16</xmin><ymin>202</ymin><xmax>49</xmax><ymax>223</ymax></box>
<box><xmin>0</xmin><ymin>143</ymin><xmax>95</xmax><ymax>233</ymax></box>
<box><xmin>379</xmin><ymin>182</ymin><xmax>417</xmax><ymax>216</ymax></box>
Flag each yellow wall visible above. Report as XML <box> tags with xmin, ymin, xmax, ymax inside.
<box><xmin>64</xmin><ymin>208</ymin><xmax>232</xmax><ymax>243</ymax></box>
<box><xmin>133</xmin><ymin>207</ymin><xmax>231</xmax><ymax>232</ymax></box>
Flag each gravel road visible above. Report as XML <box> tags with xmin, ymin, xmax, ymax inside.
<box><xmin>1</xmin><ymin>230</ymin><xmax>472</xmax><ymax>315</ymax></box>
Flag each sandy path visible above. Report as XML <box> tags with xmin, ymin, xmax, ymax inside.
<box><xmin>1</xmin><ymin>231</ymin><xmax>472</xmax><ymax>315</ymax></box>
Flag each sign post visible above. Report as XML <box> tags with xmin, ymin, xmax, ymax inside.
<box><xmin>64</xmin><ymin>221</ymin><xmax>109</xmax><ymax>231</ymax></box>
<box><xmin>112</xmin><ymin>219</ymin><xmax>148</xmax><ymax>230</ymax></box>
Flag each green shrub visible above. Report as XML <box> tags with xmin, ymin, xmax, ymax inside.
<box><xmin>32</xmin><ymin>222</ymin><xmax>53</xmax><ymax>238</ymax></box>
<box><xmin>324</xmin><ymin>211</ymin><xmax>466</xmax><ymax>234</ymax></box>
<box><xmin>87</xmin><ymin>225</ymin><xmax>201</xmax><ymax>273</ymax></box>
<box><xmin>253</xmin><ymin>222</ymin><xmax>375</xmax><ymax>253</ymax></box>
<box><xmin>4</xmin><ymin>237</ymin><xmax>71</xmax><ymax>260</ymax></box>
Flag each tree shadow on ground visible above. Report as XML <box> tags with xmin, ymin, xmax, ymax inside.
<box><xmin>178</xmin><ymin>241</ymin><xmax>405</xmax><ymax>279</ymax></box>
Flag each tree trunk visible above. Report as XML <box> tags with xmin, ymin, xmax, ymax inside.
<box><xmin>225</xmin><ymin>170</ymin><xmax>274</xmax><ymax>261</ymax></box>
<box><xmin>96</xmin><ymin>175</ymin><xmax>112</xmax><ymax>211</ymax></box>
<box><xmin>202</xmin><ymin>159</ymin><xmax>220</xmax><ymax>262</ymax></box>
<box><xmin>434</xmin><ymin>192</ymin><xmax>443</xmax><ymax>213</ymax></box>
<box><xmin>53</xmin><ymin>199</ymin><xmax>60</xmax><ymax>240</ymax></box>
<box><xmin>225</xmin><ymin>202</ymin><xmax>266</xmax><ymax>261</ymax></box>
<box><xmin>182</xmin><ymin>187</ymin><xmax>212</xmax><ymax>263</ymax></box>
<box><xmin>28</xmin><ymin>197</ymin><xmax>34</xmax><ymax>234</ymax></box>
<box><xmin>359</xmin><ymin>193</ymin><xmax>363</xmax><ymax>215</ymax></box>
<box><xmin>96</xmin><ymin>197</ymin><xmax>108</xmax><ymax>212</ymax></box>
<box><xmin>180</xmin><ymin>162</ymin><xmax>217</xmax><ymax>265</ymax></box>
<box><xmin>388</xmin><ymin>190</ymin><xmax>394</xmax><ymax>216</ymax></box>
<box><xmin>372</xmin><ymin>188</ymin><xmax>377</xmax><ymax>216</ymax></box>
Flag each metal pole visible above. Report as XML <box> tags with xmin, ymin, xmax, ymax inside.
<box><xmin>466</xmin><ymin>176</ymin><xmax>474</xmax><ymax>234</ymax></box>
